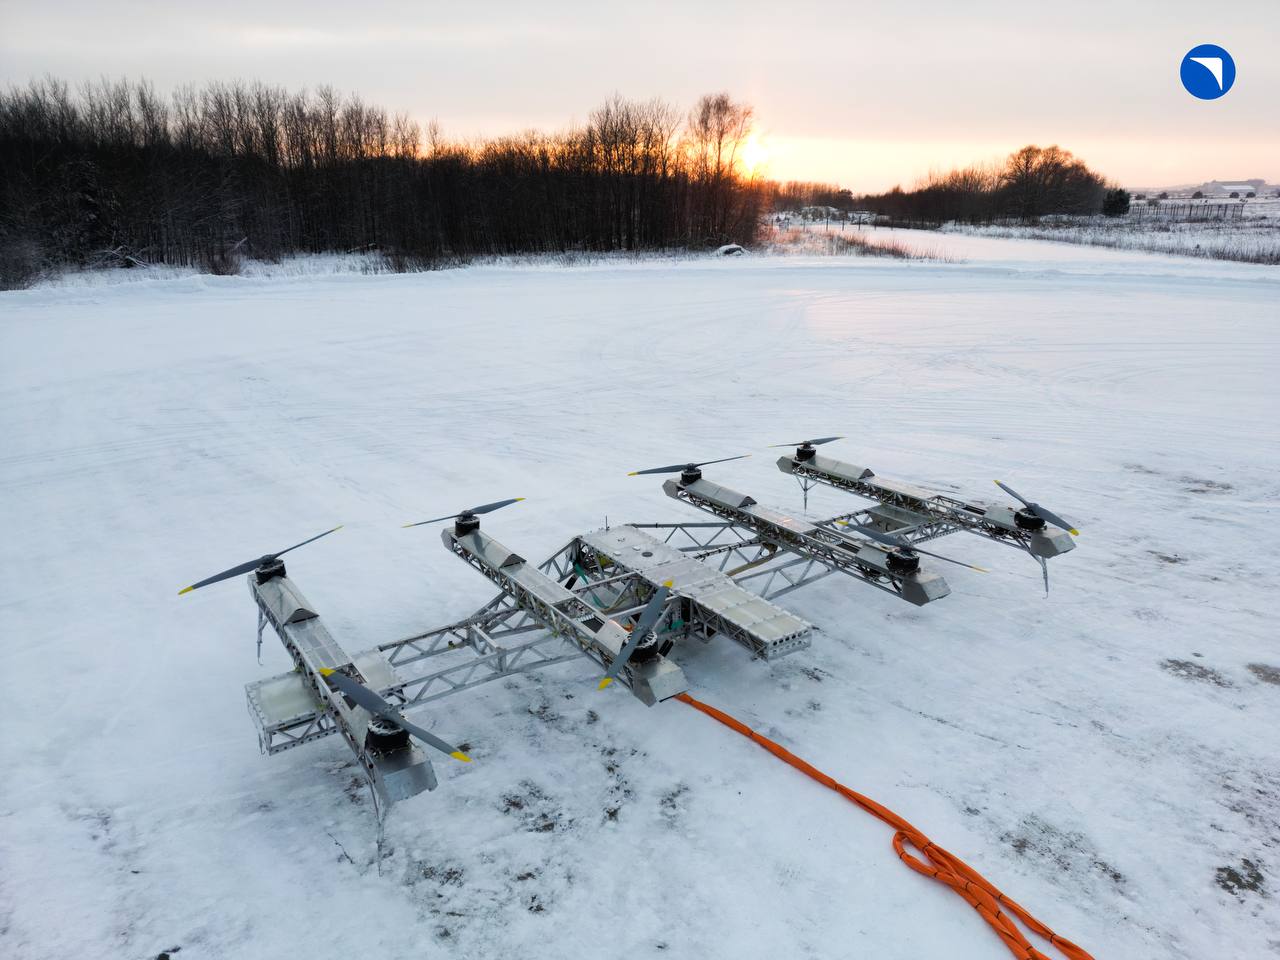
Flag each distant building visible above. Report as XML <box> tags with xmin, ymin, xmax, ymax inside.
<box><xmin>1198</xmin><ymin>179</ymin><xmax>1266</xmax><ymax>198</ymax></box>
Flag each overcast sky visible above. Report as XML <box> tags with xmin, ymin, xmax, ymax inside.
<box><xmin>2</xmin><ymin>0</ymin><xmax>1275</xmax><ymax>191</ymax></box>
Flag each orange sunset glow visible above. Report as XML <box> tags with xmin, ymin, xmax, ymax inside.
<box><xmin>2</xmin><ymin>3</ymin><xmax>1275</xmax><ymax>192</ymax></box>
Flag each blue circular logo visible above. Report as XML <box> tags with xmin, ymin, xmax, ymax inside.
<box><xmin>1180</xmin><ymin>44</ymin><xmax>1235</xmax><ymax>99</ymax></box>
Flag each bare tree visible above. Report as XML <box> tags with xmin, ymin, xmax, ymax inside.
<box><xmin>683</xmin><ymin>93</ymin><xmax>755</xmax><ymax>241</ymax></box>
<box><xmin>0</xmin><ymin>78</ymin><xmax>773</xmax><ymax>286</ymax></box>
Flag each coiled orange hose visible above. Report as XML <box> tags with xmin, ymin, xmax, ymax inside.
<box><xmin>675</xmin><ymin>692</ymin><xmax>1094</xmax><ymax>960</ymax></box>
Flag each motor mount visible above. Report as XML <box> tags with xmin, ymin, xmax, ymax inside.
<box><xmin>679</xmin><ymin>465</ymin><xmax>703</xmax><ymax>486</ymax></box>
<box><xmin>795</xmin><ymin>443</ymin><xmax>817</xmax><ymax>463</ymax></box>
<box><xmin>629</xmin><ymin>630</ymin><xmax>675</xmax><ymax>663</ymax></box>
<box><xmin>1013</xmin><ymin>508</ymin><xmax>1047</xmax><ymax>532</ymax></box>
<box><xmin>255</xmin><ymin>557</ymin><xmax>287</xmax><ymax>583</ymax></box>
<box><xmin>454</xmin><ymin>512</ymin><xmax>481</xmax><ymax>536</ymax></box>
<box><xmin>886</xmin><ymin>550</ymin><xmax>921</xmax><ymax>575</ymax></box>
<box><xmin>365</xmin><ymin>716</ymin><xmax>411</xmax><ymax>755</ymax></box>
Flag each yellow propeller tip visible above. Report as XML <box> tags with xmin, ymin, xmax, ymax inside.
<box><xmin>401</xmin><ymin>522</ymin><xmax>416</xmax><ymax>528</ymax></box>
<box><xmin>974</xmin><ymin>566</ymin><xmax>989</xmax><ymax>574</ymax></box>
<box><xmin>450</xmin><ymin>751</ymin><xmax>472</xmax><ymax>763</ymax></box>
<box><xmin>598</xmin><ymin>677</ymin><xmax>614</xmax><ymax>690</ymax></box>
<box><xmin>626</xmin><ymin>471</ymin><xmax>640</xmax><ymax>476</ymax></box>
<box><xmin>1069</xmin><ymin>529</ymin><xmax>1079</xmax><ymax>536</ymax></box>
<box><xmin>515</xmin><ymin>497</ymin><xmax>525</xmax><ymax>502</ymax></box>
<box><xmin>178</xmin><ymin>586</ymin><xmax>194</xmax><ymax>595</ymax></box>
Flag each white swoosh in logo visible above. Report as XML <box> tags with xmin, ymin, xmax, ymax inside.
<box><xmin>1189</xmin><ymin>56</ymin><xmax>1224</xmax><ymax>90</ymax></box>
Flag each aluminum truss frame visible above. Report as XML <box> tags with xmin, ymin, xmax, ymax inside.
<box><xmin>626</xmin><ymin>521</ymin><xmax>839</xmax><ymax>601</ymax></box>
<box><xmin>249</xmin><ymin>554</ymin><xmax>655</xmax><ymax>755</ymax></box>
<box><xmin>244</xmin><ymin>467</ymin><xmax>1002</xmax><ymax>765</ymax></box>
<box><xmin>663</xmin><ymin>478</ymin><xmax>950</xmax><ymax>606</ymax></box>
<box><xmin>248</xmin><ymin>512</ymin><xmax>836</xmax><ymax>755</ymax></box>
<box><xmin>777</xmin><ymin>454</ymin><xmax>1076</xmax><ymax>559</ymax></box>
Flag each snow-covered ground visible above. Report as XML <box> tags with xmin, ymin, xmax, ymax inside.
<box><xmin>781</xmin><ymin>204</ymin><xmax>1280</xmax><ymax>264</ymax></box>
<box><xmin>938</xmin><ymin>213</ymin><xmax>1280</xmax><ymax>264</ymax></box>
<box><xmin>2</xmin><ymin>239</ymin><xmax>1278</xmax><ymax>960</ymax></box>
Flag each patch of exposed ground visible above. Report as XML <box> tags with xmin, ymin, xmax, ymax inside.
<box><xmin>1001</xmin><ymin>814</ymin><xmax>1126</xmax><ymax>889</ymax></box>
<box><xmin>1247</xmin><ymin>664</ymin><xmax>1280</xmax><ymax>686</ymax></box>
<box><xmin>1161</xmin><ymin>659</ymin><xmax>1232</xmax><ymax>688</ymax></box>
<box><xmin>1215</xmin><ymin>858</ymin><xmax>1266</xmax><ymax>898</ymax></box>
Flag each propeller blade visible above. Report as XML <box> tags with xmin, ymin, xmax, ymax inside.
<box><xmin>599</xmin><ymin>581</ymin><xmax>672</xmax><ymax>689</ymax></box>
<box><xmin>394</xmin><ymin>715</ymin><xmax>473</xmax><ymax>764</ymax></box>
<box><xmin>471</xmin><ymin>497</ymin><xmax>524</xmax><ymax>515</ymax></box>
<box><xmin>403</xmin><ymin>513</ymin><xmax>459</xmax><ymax>528</ymax></box>
<box><xmin>321</xmin><ymin>668</ymin><xmax>471</xmax><ymax>762</ymax></box>
<box><xmin>179</xmin><ymin>557</ymin><xmax>267</xmax><ymax>594</ymax></box>
<box><xmin>627</xmin><ymin>455</ymin><xmax>748</xmax><ymax>476</ymax></box>
<box><xmin>178</xmin><ymin>525</ymin><xmax>343</xmax><ymax>595</ymax></box>
<box><xmin>628</xmin><ymin>463</ymin><xmax>689</xmax><ymax>476</ymax></box>
<box><xmin>322</xmin><ymin>666</ymin><xmax>396</xmax><ymax>714</ymax></box>
<box><xmin>768</xmin><ymin>436</ymin><xmax>843</xmax><ymax>448</ymax></box>
<box><xmin>628</xmin><ymin>583</ymin><xmax>672</xmax><ymax>648</ymax></box>
<box><xmin>403</xmin><ymin>498</ymin><xmax>524</xmax><ymax>528</ymax></box>
<box><xmin>275</xmin><ymin>525</ymin><xmax>343</xmax><ymax>558</ymax></box>
<box><xmin>995</xmin><ymin>481</ymin><xmax>1078</xmax><ymax>535</ymax></box>
<box><xmin>1031</xmin><ymin>504</ymin><xmax>1078</xmax><ymax>536</ymax></box>
<box><xmin>994</xmin><ymin>480</ymin><xmax>1032</xmax><ymax>508</ymax></box>
<box><xmin>840</xmin><ymin>522</ymin><xmax>987</xmax><ymax>573</ymax></box>
<box><xmin>839</xmin><ymin>521</ymin><xmax>892</xmax><ymax>545</ymax></box>
<box><xmin>908</xmin><ymin>545</ymin><xmax>988</xmax><ymax>573</ymax></box>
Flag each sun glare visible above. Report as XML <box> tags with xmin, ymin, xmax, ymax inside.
<box><xmin>740</xmin><ymin>133</ymin><xmax>768</xmax><ymax>177</ymax></box>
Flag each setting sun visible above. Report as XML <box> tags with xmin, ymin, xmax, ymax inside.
<box><xmin>740</xmin><ymin>132</ymin><xmax>768</xmax><ymax>177</ymax></box>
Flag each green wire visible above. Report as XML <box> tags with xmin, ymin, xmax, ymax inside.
<box><xmin>573</xmin><ymin>562</ymin><xmax>615</xmax><ymax>609</ymax></box>
<box><xmin>572</xmin><ymin>562</ymin><xmax>684</xmax><ymax>634</ymax></box>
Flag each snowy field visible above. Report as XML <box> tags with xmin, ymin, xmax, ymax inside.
<box><xmin>938</xmin><ymin>212</ymin><xmax>1280</xmax><ymax>265</ymax></box>
<box><xmin>2</xmin><ymin>237</ymin><xmax>1278</xmax><ymax>960</ymax></box>
<box><xmin>783</xmin><ymin>203</ymin><xmax>1280</xmax><ymax>265</ymax></box>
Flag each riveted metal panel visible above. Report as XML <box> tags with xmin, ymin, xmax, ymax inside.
<box><xmin>579</xmin><ymin>526</ymin><xmax>813</xmax><ymax>659</ymax></box>
<box><xmin>805</xmin><ymin>453</ymin><xmax>874</xmax><ymax>482</ymax></box>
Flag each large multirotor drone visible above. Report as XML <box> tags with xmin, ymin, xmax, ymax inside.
<box><xmin>180</xmin><ymin>438</ymin><xmax>1078</xmax><ymax>823</ymax></box>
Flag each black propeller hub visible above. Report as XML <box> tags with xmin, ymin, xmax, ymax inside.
<box><xmin>365</xmin><ymin>716</ymin><xmax>410</xmax><ymax>755</ymax></box>
<box><xmin>679</xmin><ymin>465</ymin><xmax>703</xmax><ymax>486</ymax></box>
<box><xmin>795</xmin><ymin>443</ymin><xmax>817</xmax><ymax>462</ymax></box>
<box><xmin>255</xmin><ymin>556</ymin><xmax>287</xmax><ymax>583</ymax></box>
<box><xmin>1013</xmin><ymin>507</ymin><xmax>1046</xmax><ymax>532</ymax></box>
<box><xmin>454</xmin><ymin>511</ymin><xmax>481</xmax><ymax>536</ymax></box>
<box><xmin>630</xmin><ymin>629</ymin><xmax>674</xmax><ymax>663</ymax></box>
<box><xmin>886</xmin><ymin>550</ymin><xmax>921</xmax><ymax>575</ymax></box>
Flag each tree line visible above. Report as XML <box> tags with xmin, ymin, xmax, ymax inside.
<box><xmin>857</xmin><ymin>145</ymin><xmax>1112</xmax><ymax>225</ymax></box>
<box><xmin>770</xmin><ymin>181</ymin><xmax>856</xmax><ymax>213</ymax></box>
<box><xmin>0</xmin><ymin>78</ymin><xmax>767</xmax><ymax>287</ymax></box>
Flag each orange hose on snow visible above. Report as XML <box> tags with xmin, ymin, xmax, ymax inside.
<box><xmin>675</xmin><ymin>692</ymin><xmax>1094</xmax><ymax>960</ymax></box>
